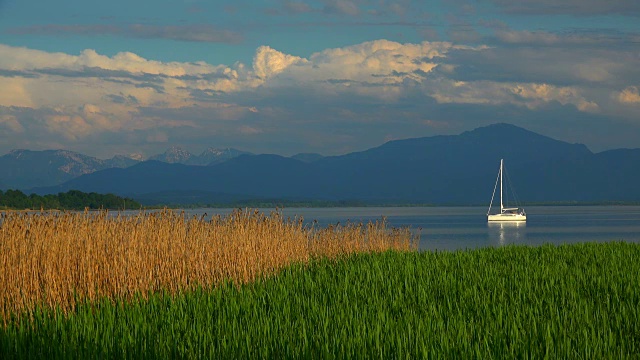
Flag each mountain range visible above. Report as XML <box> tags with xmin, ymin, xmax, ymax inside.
<box><xmin>0</xmin><ymin>150</ymin><xmax>139</xmax><ymax>190</ymax></box>
<box><xmin>22</xmin><ymin>123</ymin><xmax>640</xmax><ymax>205</ymax></box>
<box><xmin>0</xmin><ymin>147</ymin><xmax>251</xmax><ymax>189</ymax></box>
<box><xmin>148</xmin><ymin>146</ymin><xmax>251</xmax><ymax>166</ymax></box>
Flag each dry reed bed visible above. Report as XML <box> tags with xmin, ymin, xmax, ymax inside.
<box><xmin>0</xmin><ymin>209</ymin><xmax>417</xmax><ymax>321</ymax></box>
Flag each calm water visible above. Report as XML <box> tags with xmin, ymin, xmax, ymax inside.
<box><xmin>182</xmin><ymin>206</ymin><xmax>640</xmax><ymax>251</ymax></box>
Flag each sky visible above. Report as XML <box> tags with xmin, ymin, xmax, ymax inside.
<box><xmin>0</xmin><ymin>0</ymin><xmax>639</xmax><ymax>159</ymax></box>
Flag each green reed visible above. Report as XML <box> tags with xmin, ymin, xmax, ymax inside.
<box><xmin>1</xmin><ymin>242</ymin><xmax>639</xmax><ymax>358</ymax></box>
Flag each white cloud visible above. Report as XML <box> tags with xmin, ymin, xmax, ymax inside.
<box><xmin>308</xmin><ymin>40</ymin><xmax>447</xmax><ymax>77</ymax></box>
<box><xmin>0</xmin><ymin>76</ymin><xmax>33</xmax><ymax>107</ymax></box>
<box><xmin>265</xmin><ymin>40</ymin><xmax>455</xmax><ymax>101</ymax></box>
<box><xmin>1</xmin><ymin>39</ymin><xmax>595</xmax><ymax>116</ymax></box>
<box><xmin>252</xmin><ymin>46</ymin><xmax>306</xmax><ymax>79</ymax></box>
<box><xmin>430</xmin><ymin>81</ymin><xmax>599</xmax><ymax>112</ymax></box>
<box><xmin>0</xmin><ymin>44</ymin><xmax>225</xmax><ymax>76</ymax></box>
<box><xmin>617</xmin><ymin>86</ymin><xmax>640</xmax><ymax>104</ymax></box>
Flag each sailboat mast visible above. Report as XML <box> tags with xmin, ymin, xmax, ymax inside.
<box><xmin>500</xmin><ymin>159</ymin><xmax>503</xmax><ymax>212</ymax></box>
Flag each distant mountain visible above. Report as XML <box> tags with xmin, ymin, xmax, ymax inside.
<box><xmin>148</xmin><ymin>146</ymin><xmax>251</xmax><ymax>166</ymax></box>
<box><xmin>0</xmin><ymin>149</ymin><xmax>140</xmax><ymax>189</ymax></box>
<box><xmin>31</xmin><ymin>123</ymin><xmax>640</xmax><ymax>204</ymax></box>
<box><xmin>109</xmin><ymin>154</ymin><xmax>143</xmax><ymax>168</ymax></box>
<box><xmin>38</xmin><ymin>155</ymin><xmax>309</xmax><ymax>198</ymax></box>
<box><xmin>291</xmin><ymin>153</ymin><xmax>324</xmax><ymax>163</ymax></box>
<box><xmin>0</xmin><ymin>146</ymin><xmax>251</xmax><ymax>190</ymax></box>
<box><xmin>148</xmin><ymin>146</ymin><xmax>194</xmax><ymax>164</ymax></box>
<box><xmin>199</xmin><ymin>147</ymin><xmax>251</xmax><ymax>166</ymax></box>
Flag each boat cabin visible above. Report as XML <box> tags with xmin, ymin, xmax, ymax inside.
<box><xmin>502</xmin><ymin>207</ymin><xmax>525</xmax><ymax>215</ymax></box>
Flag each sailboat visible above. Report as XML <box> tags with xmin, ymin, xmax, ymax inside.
<box><xmin>487</xmin><ymin>159</ymin><xmax>526</xmax><ymax>222</ymax></box>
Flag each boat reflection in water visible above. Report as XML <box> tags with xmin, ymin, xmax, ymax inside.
<box><xmin>488</xmin><ymin>221</ymin><xmax>527</xmax><ymax>246</ymax></box>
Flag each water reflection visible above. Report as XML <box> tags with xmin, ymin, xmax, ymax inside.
<box><xmin>487</xmin><ymin>221</ymin><xmax>527</xmax><ymax>246</ymax></box>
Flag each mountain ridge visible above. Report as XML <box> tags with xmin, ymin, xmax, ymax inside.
<box><xmin>27</xmin><ymin>123</ymin><xmax>640</xmax><ymax>204</ymax></box>
<box><xmin>0</xmin><ymin>146</ymin><xmax>252</xmax><ymax>189</ymax></box>
<box><xmin>0</xmin><ymin>149</ymin><xmax>140</xmax><ymax>189</ymax></box>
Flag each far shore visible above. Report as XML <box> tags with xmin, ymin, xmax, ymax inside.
<box><xmin>2</xmin><ymin>200</ymin><xmax>640</xmax><ymax>212</ymax></box>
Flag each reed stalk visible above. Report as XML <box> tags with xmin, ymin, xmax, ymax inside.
<box><xmin>0</xmin><ymin>209</ymin><xmax>417</xmax><ymax>322</ymax></box>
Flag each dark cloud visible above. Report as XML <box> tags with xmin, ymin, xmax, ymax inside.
<box><xmin>10</xmin><ymin>24</ymin><xmax>244</xmax><ymax>43</ymax></box>
<box><xmin>0</xmin><ymin>69</ymin><xmax>40</xmax><ymax>78</ymax></box>
<box><xmin>448</xmin><ymin>27</ymin><xmax>483</xmax><ymax>43</ymax></box>
<box><xmin>272</xmin><ymin>0</ymin><xmax>429</xmax><ymax>20</ymax></box>
<box><xmin>105</xmin><ymin>94</ymin><xmax>139</xmax><ymax>105</ymax></box>
<box><xmin>322</xmin><ymin>0</ymin><xmax>360</xmax><ymax>16</ymax></box>
<box><xmin>487</xmin><ymin>0</ymin><xmax>640</xmax><ymax>16</ymax></box>
<box><xmin>197</xmin><ymin>81</ymin><xmax>638</xmax><ymax>154</ymax></box>
<box><xmin>175</xmin><ymin>72</ymin><xmax>234</xmax><ymax>82</ymax></box>
<box><xmin>493</xmin><ymin>29</ymin><xmax>639</xmax><ymax>47</ymax></box>
<box><xmin>283</xmin><ymin>0</ymin><xmax>314</xmax><ymax>14</ymax></box>
<box><xmin>31</xmin><ymin>66</ymin><xmax>169</xmax><ymax>93</ymax></box>
<box><xmin>444</xmin><ymin>30</ymin><xmax>640</xmax><ymax>87</ymax></box>
<box><xmin>35</xmin><ymin>66</ymin><xmax>139</xmax><ymax>79</ymax></box>
<box><xmin>11</xmin><ymin>24</ymin><xmax>118</xmax><ymax>36</ymax></box>
<box><xmin>187</xmin><ymin>88</ymin><xmax>226</xmax><ymax>102</ymax></box>
<box><xmin>128</xmin><ymin>24</ymin><xmax>243</xmax><ymax>43</ymax></box>
<box><xmin>134</xmin><ymin>82</ymin><xmax>167</xmax><ymax>94</ymax></box>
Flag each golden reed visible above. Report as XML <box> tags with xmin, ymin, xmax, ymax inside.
<box><xmin>0</xmin><ymin>209</ymin><xmax>417</xmax><ymax>322</ymax></box>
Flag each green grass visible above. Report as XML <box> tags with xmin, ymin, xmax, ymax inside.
<box><xmin>2</xmin><ymin>242</ymin><xmax>640</xmax><ymax>359</ymax></box>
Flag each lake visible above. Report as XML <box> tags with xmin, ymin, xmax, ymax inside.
<box><xmin>181</xmin><ymin>206</ymin><xmax>640</xmax><ymax>251</ymax></box>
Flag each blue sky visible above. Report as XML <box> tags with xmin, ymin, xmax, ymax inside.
<box><xmin>1</xmin><ymin>0</ymin><xmax>639</xmax><ymax>158</ymax></box>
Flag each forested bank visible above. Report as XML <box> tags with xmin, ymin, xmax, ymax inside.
<box><xmin>0</xmin><ymin>189</ymin><xmax>140</xmax><ymax>210</ymax></box>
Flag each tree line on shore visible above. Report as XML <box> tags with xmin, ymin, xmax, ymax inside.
<box><xmin>0</xmin><ymin>189</ymin><xmax>140</xmax><ymax>210</ymax></box>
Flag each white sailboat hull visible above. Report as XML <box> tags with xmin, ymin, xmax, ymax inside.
<box><xmin>487</xmin><ymin>213</ymin><xmax>527</xmax><ymax>222</ymax></box>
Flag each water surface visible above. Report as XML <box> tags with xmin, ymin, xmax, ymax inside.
<box><xmin>181</xmin><ymin>206</ymin><xmax>640</xmax><ymax>251</ymax></box>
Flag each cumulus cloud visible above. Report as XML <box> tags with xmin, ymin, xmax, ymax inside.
<box><xmin>253</xmin><ymin>46</ymin><xmax>306</xmax><ymax>79</ymax></box>
<box><xmin>282</xmin><ymin>40</ymin><xmax>452</xmax><ymax>86</ymax></box>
